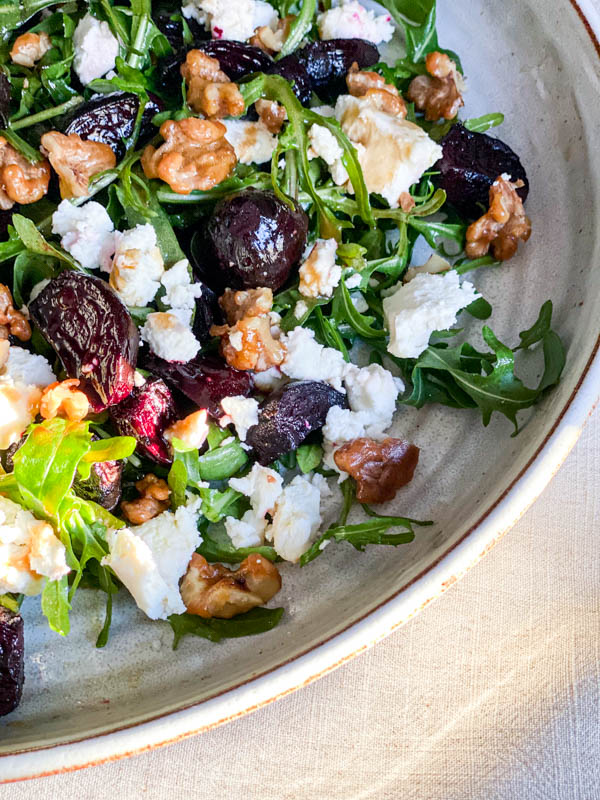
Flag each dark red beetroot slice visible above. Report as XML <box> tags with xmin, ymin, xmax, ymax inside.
<box><xmin>0</xmin><ymin>606</ymin><xmax>24</xmax><ymax>717</ymax></box>
<box><xmin>143</xmin><ymin>352</ymin><xmax>253</xmax><ymax>419</ymax></box>
<box><xmin>295</xmin><ymin>39</ymin><xmax>379</xmax><ymax>101</ymax></box>
<box><xmin>109</xmin><ymin>378</ymin><xmax>176</xmax><ymax>464</ymax></box>
<box><xmin>29</xmin><ymin>272</ymin><xmax>139</xmax><ymax>410</ymax></box>
<box><xmin>246</xmin><ymin>380</ymin><xmax>347</xmax><ymax>466</ymax></box>
<box><xmin>435</xmin><ymin>123</ymin><xmax>529</xmax><ymax>219</ymax></box>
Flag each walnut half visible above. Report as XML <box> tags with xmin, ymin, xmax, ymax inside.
<box><xmin>465</xmin><ymin>175</ymin><xmax>532</xmax><ymax>261</ymax></box>
<box><xmin>180</xmin><ymin>552</ymin><xmax>282</xmax><ymax>619</ymax></box>
<box><xmin>406</xmin><ymin>51</ymin><xmax>464</xmax><ymax>121</ymax></box>
<box><xmin>181</xmin><ymin>50</ymin><xmax>245</xmax><ymax>118</ymax></box>
<box><xmin>121</xmin><ymin>474</ymin><xmax>171</xmax><ymax>525</ymax></box>
<box><xmin>334</xmin><ymin>437</ymin><xmax>420</xmax><ymax>504</ymax></box>
<box><xmin>0</xmin><ymin>283</ymin><xmax>31</xmax><ymax>341</ymax></box>
<box><xmin>39</xmin><ymin>379</ymin><xmax>89</xmax><ymax>422</ymax></box>
<box><xmin>0</xmin><ymin>138</ymin><xmax>50</xmax><ymax>209</ymax></box>
<box><xmin>41</xmin><ymin>131</ymin><xmax>116</xmax><ymax>198</ymax></box>
<box><xmin>346</xmin><ymin>62</ymin><xmax>407</xmax><ymax>118</ymax></box>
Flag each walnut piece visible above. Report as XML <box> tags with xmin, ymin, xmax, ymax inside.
<box><xmin>346</xmin><ymin>62</ymin><xmax>407</xmax><ymax>117</ymax></box>
<box><xmin>406</xmin><ymin>51</ymin><xmax>464</xmax><ymax>121</ymax></box>
<box><xmin>0</xmin><ymin>137</ymin><xmax>50</xmax><ymax>209</ymax></box>
<box><xmin>180</xmin><ymin>552</ymin><xmax>282</xmax><ymax>619</ymax></box>
<box><xmin>121</xmin><ymin>474</ymin><xmax>171</xmax><ymax>525</ymax></box>
<box><xmin>255</xmin><ymin>99</ymin><xmax>286</xmax><ymax>134</ymax></box>
<box><xmin>181</xmin><ymin>50</ymin><xmax>245</xmax><ymax>118</ymax></box>
<box><xmin>0</xmin><ymin>284</ymin><xmax>31</xmax><ymax>341</ymax></box>
<box><xmin>334</xmin><ymin>437</ymin><xmax>420</xmax><ymax>504</ymax></box>
<box><xmin>211</xmin><ymin>288</ymin><xmax>285</xmax><ymax>372</ymax></box>
<box><xmin>40</xmin><ymin>131</ymin><xmax>116</xmax><ymax>199</ymax></box>
<box><xmin>465</xmin><ymin>176</ymin><xmax>532</xmax><ymax>261</ymax></box>
<box><xmin>250</xmin><ymin>16</ymin><xmax>293</xmax><ymax>54</ymax></box>
<box><xmin>141</xmin><ymin>118</ymin><xmax>236</xmax><ymax>194</ymax></box>
<box><xmin>39</xmin><ymin>379</ymin><xmax>89</xmax><ymax>422</ymax></box>
<box><xmin>10</xmin><ymin>32</ymin><xmax>51</xmax><ymax>67</ymax></box>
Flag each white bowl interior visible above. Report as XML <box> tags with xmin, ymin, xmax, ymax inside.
<box><xmin>1</xmin><ymin>0</ymin><xmax>599</xmax><ymax>756</ymax></box>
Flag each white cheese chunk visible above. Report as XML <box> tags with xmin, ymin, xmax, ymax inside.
<box><xmin>383</xmin><ymin>270</ymin><xmax>479</xmax><ymax>358</ymax></box>
<box><xmin>229</xmin><ymin>462</ymin><xmax>283</xmax><ymax>518</ymax></box>
<box><xmin>161</xmin><ymin>259</ymin><xmax>204</xmax><ymax>312</ymax></box>
<box><xmin>51</xmin><ymin>199</ymin><xmax>115</xmax><ymax>271</ymax></box>
<box><xmin>298</xmin><ymin>238</ymin><xmax>341</xmax><ymax>298</ymax></box>
<box><xmin>110</xmin><ymin>224</ymin><xmax>165</xmax><ymax>307</ymax></box>
<box><xmin>252</xmin><ymin>366</ymin><xmax>287</xmax><ymax>394</ymax></box>
<box><xmin>73</xmin><ymin>13</ymin><xmax>119</xmax><ymax>85</ymax></box>
<box><xmin>182</xmin><ymin>0</ymin><xmax>277</xmax><ymax>41</ymax></box>
<box><xmin>223</xmin><ymin>120</ymin><xmax>277</xmax><ymax>165</ymax></box>
<box><xmin>3</xmin><ymin>345</ymin><xmax>55</xmax><ymax>388</ymax></box>
<box><xmin>404</xmin><ymin>253</ymin><xmax>451</xmax><ymax>283</ymax></box>
<box><xmin>317</xmin><ymin>0</ymin><xmax>394</xmax><ymax>44</ymax></box>
<box><xmin>102</xmin><ymin>500</ymin><xmax>201</xmax><ymax>620</ymax></box>
<box><xmin>0</xmin><ymin>345</ymin><xmax>55</xmax><ymax>449</ymax></box>
<box><xmin>280</xmin><ymin>327</ymin><xmax>347</xmax><ymax>392</ymax></box>
<box><xmin>267</xmin><ymin>475</ymin><xmax>322</xmax><ymax>562</ymax></box>
<box><xmin>224</xmin><ymin>509</ymin><xmax>268</xmax><ymax>550</ymax></box>
<box><xmin>220</xmin><ymin>395</ymin><xmax>259</xmax><ymax>441</ymax></box>
<box><xmin>140</xmin><ymin>311</ymin><xmax>201</xmax><ymax>363</ymax></box>
<box><xmin>344</xmin><ymin>362</ymin><xmax>401</xmax><ymax>435</ymax></box>
<box><xmin>164</xmin><ymin>409</ymin><xmax>209</xmax><ymax>450</ymax></box>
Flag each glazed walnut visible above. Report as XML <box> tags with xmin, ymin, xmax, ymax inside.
<box><xmin>181</xmin><ymin>50</ymin><xmax>245</xmax><ymax>118</ymax></box>
<box><xmin>141</xmin><ymin>118</ymin><xmax>236</xmax><ymax>194</ymax></box>
<box><xmin>250</xmin><ymin>16</ymin><xmax>293</xmax><ymax>54</ymax></box>
<box><xmin>39</xmin><ymin>379</ymin><xmax>89</xmax><ymax>422</ymax></box>
<box><xmin>121</xmin><ymin>474</ymin><xmax>171</xmax><ymax>525</ymax></box>
<box><xmin>0</xmin><ymin>138</ymin><xmax>50</xmax><ymax>209</ymax></box>
<box><xmin>220</xmin><ymin>287</ymin><xmax>274</xmax><ymax>323</ymax></box>
<box><xmin>406</xmin><ymin>51</ymin><xmax>464</xmax><ymax>121</ymax></box>
<box><xmin>180</xmin><ymin>552</ymin><xmax>282</xmax><ymax>619</ymax></box>
<box><xmin>40</xmin><ymin>131</ymin><xmax>116</xmax><ymax>199</ymax></box>
<box><xmin>255</xmin><ymin>99</ymin><xmax>286</xmax><ymax>134</ymax></box>
<box><xmin>0</xmin><ymin>284</ymin><xmax>31</xmax><ymax>341</ymax></box>
<box><xmin>334</xmin><ymin>437</ymin><xmax>420</xmax><ymax>504</ymax></box>
<box><xmin>346</xmin><ymin>62</ymin><xmax>407</xmax><ymax>117</ymax></box>
<box><xmin>465</xmin><ymin>176</ymin><xmax>532</xmax><ymax>261</ymax></box>
<box><xmin>10</xmin><ymin>31</ymin><xmax>51</xmax><ymax>67</ymax></box>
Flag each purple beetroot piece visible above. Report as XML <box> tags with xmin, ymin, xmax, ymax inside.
<box><xmin>0</xmin><ymin>606</ymin><xmax>24</xmax><ymax>717</ymax></box>
<box><xmin>143</xmin><ymin>353</ymin><xmax>253</xmax><ymax>419</ymax></box>
<box><xmin>435</xmin><ymin>123</ymin><xmax>529</xmax><ymax>219</ymax></box>
<box><xmin>29</xmin><ymin>272</ymin><xmax>139</xmax><ymax>410</ymax></box>
<box><xmin>109</xmin><ymin>378</ymin><xmax>176</xmax><ymax>464</ymax></box>
<box><xmin>295</xmin><ymin>39</ymin><xmax>379</xmax><ymax>101</ymax></box>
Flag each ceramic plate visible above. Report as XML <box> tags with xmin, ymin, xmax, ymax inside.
<box><xmin>2</xmin><ymin>0</ymin><xmax>600</xmax><ymax>782</ymax></box>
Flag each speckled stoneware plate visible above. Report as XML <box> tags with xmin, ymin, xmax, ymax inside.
<box><xmin>2</xmin><ymin>0</ymin><xmax>600</xmax><ymax>782</ymax></box>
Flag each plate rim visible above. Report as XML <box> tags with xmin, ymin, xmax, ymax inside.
<box><xmin>2</xmin><ymin>0</ymin><xmax>600</xmax><ymax>782</ymax></box>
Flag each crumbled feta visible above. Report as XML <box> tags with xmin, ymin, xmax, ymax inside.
<box><xmin>0</xmin><ymin>498</ymin><xmax>69</xmax><ymax>596</ymax></box>
<box><xmin>334</xmin><ymin>95</ymin><xmax>443</xmax><ymax>207</ymax></box>
<box><xmin>224</xmin><ymin>509</ymin><xmax>268</xmax><ymax>549</ymax></box>
<box><xmin>344</xmin><ymin>362</ymin><xmax>401</xmax><ymax>435</ymax></box>
<box><xmin>310</xmin><ymin>471</ymin><xmax>332</xmax><ymax>498</ymax></box>
<box><xmin>383</xmin><ymin>270</ymin><xmax>479</xmax><ymax>358</ymax></box>
<box><xmin>224</xmin><ymin>120</ymin><xmax>277</xmax><ymax>165</ymax></box>
<box><xmin>161</xmin><ymin>259</ymin><xmax>204</xmax><ymax>311</ymax></box>
<box><xmin>164</xmin><ymin>409</ymin><xmax>209</xmax><ymax>450</ymax></box>
<box><xmin>182</xmin><ymin>0</ymin><xmax>277</xmax><ymax>41</ymax></box>
<box><xmin>51</xmin><ymin>199</ymin><xmax>115</xmax><ymax>271</ymax></box>
<box><xmin>308</xmin><ymin>122</ymin><xmax>348</xmax><ymax>176</ymax></box>
<box><xmin>311</xmin><ymin>105</ymin><xmax>336</xmax><ymax>118</ymax></box>
<box><xmin>229</xmin><ymin>462</ymin><xmax>283</xmax><ymax>518</ymax></box>
<box><xmin>73</xmin><ymin>13</ymin><xmax>119</xmax><ymax>85</ymax></box>
<box><xmin>110</xmin><ymin>224</ymin><xmax>165</xmax><ymax>307</ymax></box>
<box><xmin>298</xmin><ymin>238</ymin><xmax>341</xmax><ymax>298</ymax></box>
<box><xmin>350</xmin><ymin>291</ymin><xmax>369</xmax><ymax>313</ymax></box>
<box><xmin>140</xmin><ymin>312</ymin><xmax>201</xmax><ymax>362</ymax></box>
<box><xmin>0</xmin><ymin>345</ymin><xmax>55</xmax><ymax>449</ymax></box>
<box><xmin>252</xmin><ymin>366</ymin><xmax>287</xmax><ymax>393</ymax></box>
<box><xmin>267</xmin><ymin>475</ymin><xmax>322</xmax><ymax>562</ymax></box>
<box><xmin>404</xmin><ymin>253</ymin><xmax>451</xmax><ymax>283</ymax></box>
<box><xmin>280</xmin><ymin>327</ymin><xmax>347</xmax><ymax>392</ymax></box>
<box><xmin>317</xmin><ymin>0</ymin><xmax>394</xmax><ymax>44</ymax></box>
<box><xmin>3</xmin><ymin>345</ymin><xmax>55</xmax><ymax>388</ymax></box>
<box><xmin>220</xmin><ymin>395</ymin><xmax>259</xmax><ymax>441</ymax></box>
<box><xmin>102</xmin><ymin>500</ymin><xmax>201</xmax><ymax>620</ymax></box>
<box><xmin>345</xmin><ymin>272</ymin><xmax>362</xmax><ymax>289</ymax></box>
<box><xmin>322</xmin><ymin>405</ymin><xmax>370</xmax><ymax>445</ymax></box>
<box><xmin>294</xmin><ymin>300</ymin><xmax>309</xmax><ymax>319</ymax></box>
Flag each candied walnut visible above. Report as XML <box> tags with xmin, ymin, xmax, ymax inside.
<box><xmin>121</xmin><ymin>474</ymin><xmax>170</xmax><ymax>525</ymax></box>
<box><xmin>180</xmin><ymin>552</ymin><xmax>281</xmax><ymax>619</ymax></box>
<box><xmin>250</xmin><ymin>16</ymin><xmax>294</xmax><ymax>54</ymax></box>
<box><xmin>212</xmin><ymin>315</ymin><xmax>285</xmax><ymax>372</ymax></box>
<box><xmin>334</xmin><ymin>437</ymin><xmax>420</xmax><ymax>504</ymax></box>
<box><xmin>219</xmin><ymin>287</ymin><xmax>274</xmax><ymax>323</ymax></box>
<box><xmin>0</xmin><ymin>138</ymin><xmax>50</xmax><ymax>209</ymax></box>
<box><xmin>0</xmin><ymin>284</ymin><xmax>31</xmax><ymax>341</ymax></box>
<box><xmin>141</xmin><ymin>118</ymin><xmax>236</xmax><ymax>194</ymax></box>
<box><xmin>10</xmin><ymin>31</ymin><xmax>51</xmax><ymax>67</ymax></box>
<box><xmin>39</xmin><ymin>379</ymin><xmax>89</xmax><ymax>422</ymax></box>
<box><xmin>465</xmin><ymin>175</ymin><xmax>532</xmax><ymax>261</ymax></box>
<box><xmin>398</xmin><ymin>192</ymin><xmax>415</xmax><ymax>212</ymax></box>
<box><xmin>406</xmin><ymin>51</ymin><xmax>464</xmax><ymax>121</ymax></box>
<box><xmin>346</xmin><ymin>62</ymin><xmax>406</xmax><ymax>117</ymax></box>
<box><xmin>181</xmin><ymin>50</ymin><xmax>245</xmax><ymax>118</ymax></box>
<box><xmin>40</xmin><ymin>131</ymin><xmax>116</xmax><ymax>199</ymax></box>
<box><xmin>255</xmin><ymin>99</ymin><xmax>286</xmax><ymax>134</ymax></box>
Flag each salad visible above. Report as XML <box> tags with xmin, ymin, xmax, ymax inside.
<box><xmin>0</xmin><ymin>0</ymin><xmax>565</xmax><ymax>718</ymax></box>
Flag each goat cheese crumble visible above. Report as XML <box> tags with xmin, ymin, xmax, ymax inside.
<box><xmin>220</xmin><ymin>395</ymin><xmax>260</xmax><ymax>441</ymax></box>
<box><xmin>140</xmin><ymin>311</ymin><xmax>201</xmax><ymax>363</ymax></box>
<box><xmin>0</xmin><ymin>344</ymin><xmax>55</xmax><ymax>450</ymax></box>
<box><xmin>223</xmin><ymin>120</ymin><xmax>277</xmax><ymax>165</ymax></box>
<box><xmin>317</xmin><ymin>0</ymin><xmax>394</xmax><ymax>44</ymax></box>
<box><xmin>161</xmin><ymin>259</ymin><xmax>204</xmax><ymax>311</ymax></box>
<box><xmin>267</xmin><ymin>475</ymin><xmax>322</xmax><ymax>563</ymax></box>
<box><xmin>298</xmin><ymin>238</ymin><xmax>341</xmax><ymax>298</ymax></box>
<box><xmin>280</xmin><ymin>327</ymin><xmax>347</xmax><ymax>392</ymax></box>
<box><xmin>182</xmin><ymin>0</ymin><xmax>277</xmax><ymax>41</ymax></box>
<box><xmin>51</xmin><ymin>200</ymin><xmax>115</xmax><ymax>271</ymax></box>
<box><xmin>73</xmin><ymin>13</ymin><xmax>119</xmax><ymax>85</ymax></box>
<box><xmin>110</xmin><ymin>224</ymin><xmax>165</xmax><ymax>307</ymax></box>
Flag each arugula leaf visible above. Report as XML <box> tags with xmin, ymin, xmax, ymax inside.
<box><xmin>198</xmin><ymin>486</ymin><xmax>242</xmax><ymax>523</ymax></box>
<box><xmin>296</xmin><ymin>443</ymin><xmax>323</xmax><ymax>474</ymax></box>
<box><xmin>12</xmin><ymin>250</ymin><xmax>55</xmax><ymax>307</ymax></box>
<box><xmin>11</xmin><ymin>213</ymin><xmax>79</xmax><ymax>269</ymax></box>
<box><xmin>0</xmin><ymin>593</ymin><xmax>21</xmax><ymax>613</ymax></box>
<box><xmin>41</xmin><ymin>574</ymin><xmax>70</xmax><ymax>636</ymax></box>
<box><xmin>168</xmin><ymin>606</ymin><xmax>284</xmax><ymax>649</ymax></box>
<box><xmin>278</xmin><ymin>0</ymin><xmax>316</xmax><ymax>57</ymax></box>
<box><xmin>463</xmin><ymin>113</ymin><xmax>504</xmax><ymax>133</ymax></box>
<box><xmin>197</xmin><ymin>440</ymin><xmax>249</xmax><ymax>482</ymax></box>
<box><xmin>377</xmin><ymin>0</ymin><xmax>462</xmax><ymax>67</ymax></box>
<box><xmin>198</xmin><ymin>523</ymin><xmax>277</xmax><ymax>564</ymax></box>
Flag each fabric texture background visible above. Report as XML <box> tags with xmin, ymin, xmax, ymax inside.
<box><xmin>2</xmin><ymin>407</ymin><xmax>598</xmax><ymax>798</ymax></box>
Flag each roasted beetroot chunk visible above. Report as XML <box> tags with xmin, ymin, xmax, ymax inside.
<box><xmin>0</xmin><ymin>606</ymin><xmax>24</xmax><ymax>717</ymax></box>
<box><xmin>29</xmin><ymin>272</ymin><xmax>139</xmax><ymax>410</ymax></box>
<box><xmin>246</xmin><ymin>381</ymin><xmax>347</xmax><ymax>465</ymax></box>
<box><xmin>435</xmin><ymin>123</ymin><xmax>529</xmax><ymax>218</ymax></box>
<box><xmin>143</xmin><ymin>353</ymin><xmax>253</xmax><ymax>418</ymax></box>
<box><xmin>205</xmin><ymin>190</ymin><xmax>309</xmax><ymax>291</ymax></box>
<box><xmin>110</xmin><ymin>378</ymin><xmax>176</xmax><ymax>464</ymax></box>
<box><xmin>266</xmin><ymin>54</ymin><xmax>312</xmax><ymax>105</ymax></box>
<box><xmin>194</xmin><ymin>40</ymin><xmax>273</xmax><ymax>80</ymax></box>
<box><xmin>74</xmin><ymin>458</ymin><xmax>123</xmax><ymax>511</ymax></box>
<box><xmin>296</xmin><ymin>39</ymin><xmax>379</xmax><ymax>100</ymax></box>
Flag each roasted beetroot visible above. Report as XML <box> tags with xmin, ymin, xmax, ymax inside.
<box><xmin>63</xmin><ymin>92</ymin><xmax>163</xmax><ymax>160</ymax></box>
<box><xmin>29</xmin><ymin>272</ymin><xmax>139</xmax><ymax>411</ymax></box>
<box><xmin>204</xmin><ymin>189</ymin><xmax>309</xmax><ymax>291</ymax></box>
<box><xmin>143</xmin><ymin>352</ymin><xmax>253</xmax><ymax>418</ymax></box>
<box><xmin>435</xmin><ymin>123</ymin><xmax>529</xmax><ymax>218</ymax></box>
<box><xmin>296</xmin><ymin>39</ymin><xmax>379</xmax><ymax>100</ymax></box>
<box><xmin>196</xmin><ymin>40</ymin><xmax>273</xmax><ymax>80</ymax></box>
<box><xmin>0</xmin><ymin>208</ymin><xmax>14</xmax><ymax>240</ymax></box>
<box><xmin>266</xmin><ymin>54</ymin><xmax>312</xmax><ymax>105</ymax></box>
<box><xmin>246</xmin><ymin>381</ymin><xmax>347</xmax><ymax>465</ymax></box>
<box><xmin>109</xmin><ymin>378</ymin><xmax>176</xmax><ymax>464</ymax></box>
<box><xmin>0</xmin><ymin>606</ymin><xmax>24</xmax><ymax>717</ymax></box>
<box><xmin>74</xmin><ymin>459</ymin><xmax>123</xmax><ymax>511</ymax></box>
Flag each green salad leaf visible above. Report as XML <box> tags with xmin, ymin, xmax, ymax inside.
<box><xmin>168</xmin><ymin>606</ymin><xmax>284</xmax><ymax>649</ymax></box>
<box><xmin>197</xmin><ymin>522</ymin><xmax>278</xmax><ymax>564</ymax></box>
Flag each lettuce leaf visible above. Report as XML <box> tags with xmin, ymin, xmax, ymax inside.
<box><xmin>168</xmin><ymin>607</ymin><xmax>284</xmax><ymax>649</ymax></box>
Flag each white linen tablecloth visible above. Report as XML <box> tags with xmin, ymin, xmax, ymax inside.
<box><xmin>2</xmin><ymin>408</ymin><xmax>598</xmax><ymax>798</ymax></box>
